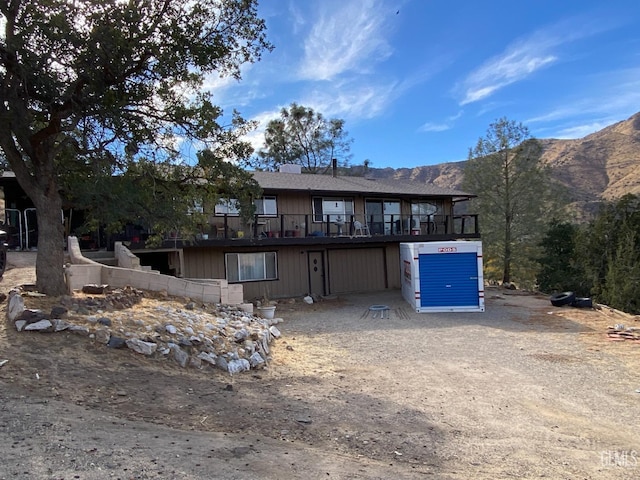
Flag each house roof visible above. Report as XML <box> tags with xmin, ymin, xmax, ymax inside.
<box><xmin>251</xmin><ymin>171</ymin><xmax>475</xmax><ymax>199</ymax></box>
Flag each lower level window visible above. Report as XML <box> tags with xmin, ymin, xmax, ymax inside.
<box><xmin>226</xmin><ymin>252</ymin><xmax>277</xmax><ymax>282</ymax></box>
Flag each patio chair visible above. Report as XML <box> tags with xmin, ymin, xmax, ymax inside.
<box><xmin>353</xmin><ymin>220</ymin><xmax>371</xmax><ymax>237</ymax></box>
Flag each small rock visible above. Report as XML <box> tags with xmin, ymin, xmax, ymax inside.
<box><xmin>215</xmin><ymin>356</ymin><xmax>229</xmax><ymax>372</ymax></box>
<box><xmin>95</xmin><ymin>328</ymin><xmax>111</xmax><ymax>344</ymax></box>
<box><xmin>52</xmin><ymin>320</ymin><xmax>71</xmax><ymax>332</ymax></box>
<box><xmin>50</xmin><ymin>306</ymin><xmax>68</xmax><ymax>318</ymax></box>
<box><xmin>7</xmin><ymin>291</ymin><xmax>25</xmax><ymax>321</ymax></box>
<box><xmin>171</xmin><ymin>345</ymin><xmax>189</xmax><ymax>367</ymax></box>
<box><xmin>107</xmin><ymin>337</ymin><xmax>127</xmax><ymax>349</ymax></box>
<box><xmin>234</xmin><ymin>328</ymin><xmax>249</xmax><ymax>342</ymax></box>
<box><xmin>166</xmin><ymin>324</ymin><xmax>178</xmax><ymax>334</ymax></box>
<box><xmin>197</xmin><ymin>351</ymin><xmax>217</xmax><ymax>365</ymax></box>
<box><xmin>18</xmin><ymin>309</ymin><xmax>48</xmax><ymax>324</ymax></box>
<box><xmin>269</xmin><ymin>325</ymin><xmax>281</xmax><ymax>338</ymax></box>
<box><xmin>227</xmin><ymin>359</ymin><xmax>250</xmax><ymax>374</ymax></box>
<box><xmin>126</xmin><ymin>338</ymin><xmax>158</xmax><ymax>355</ymax></box>
<box><xmin>249</xmin><ymin>352</ymin><xmax>265</xmax><ymax>368</ymax></box>
<box><xmin>97</xmin><ymin>317</ymin><xmax>112</xmax><ymax>326</ymax></box>
<box><xmin>82</xmin><ymin>284</ymin><xmax>109</xmax><ymax>294</ymax></box>
<box><xmin>69</xmin><ymin>325</ymin><xmax>90</xmax><ymax>335</ymax></box>
<box><xmin>24</xmin><ymin>319</ymin><xmax>53</xmax><ymax>332</ymax></box>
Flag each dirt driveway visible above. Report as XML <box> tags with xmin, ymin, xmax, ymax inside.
<box><xmin>1</xmin><ymin>252</ymin><xmax>639</xmax><ymax>479</ymax></box>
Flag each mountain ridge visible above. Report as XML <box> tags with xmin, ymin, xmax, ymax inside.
<box><xmin>366</xmin><ymin>112</ymin><xmax>640</xmax><ymax>220</ymax></box>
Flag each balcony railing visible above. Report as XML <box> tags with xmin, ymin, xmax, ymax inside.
<box><xmin>194</xmin><ymin>213</ymin><xmax>479</xmax><ymax>241</ymax></box>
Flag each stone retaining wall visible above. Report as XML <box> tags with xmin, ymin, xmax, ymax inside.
<box><xmin>65</xmin><ymin>236</ymin><xmax>246</xmax><ymax>307</ymax></box>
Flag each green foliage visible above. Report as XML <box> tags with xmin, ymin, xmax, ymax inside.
<box><xmin>601</xmin><ymin>227</ymin><xmax>640</xmax><ymax>313</ymax></box>
<box><xmin>249</xmin><ymin>103</ymin><xmax>353</xmax><ymax>173</ymax></box>
<box><xmin>63</xmin><ymin>151</ymin><xmax>262</xmax><ymax>241</ymax></box>
<box><xmin>463</xmin><ymin>118</ymin><xmax>560</xmax><ymax>286</ymax></box>
<box><xmin>0</xmin><ymin>0</ymin><xmax>272</xmax><ymax>294</ymax></box>
<box><xmin>577</xmin><ymin>194</ymin><xmax>640</xmax><ymax>312</ymax></box>
<box><xmin>536</xmin><ymin>194</ymin><xmax>640</xmax><ymax>314</ymax></box>
<box><xmin>537</xmin><ymin>220</ymin><xmax>590</xmax><ymax>295</ymax></box>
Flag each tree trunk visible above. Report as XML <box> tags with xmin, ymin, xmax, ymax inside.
<box><xmin>503</xmin><ymin>216</ymin><xmax>512</xmax><ymax>284</ymax></box>
<box><xmin>1</xmin><ymin>131</ymin><xmax>69</xmax><ymax>296</ymax></box>
<box><xmin>31</xmin><ymin>187</ymin><xmax>67</xmax><ymax>296</ymax></box>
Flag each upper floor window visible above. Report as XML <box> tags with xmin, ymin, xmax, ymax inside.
<box><xmin>411</xmin><ymin>200</ymin><xmax>441</xmax><ymax>221</ymax></box>
<box><xmin>215</xmin><ymin>196</ymin><xmax>277</xmax><ymax>217</ymax></box>
<box><xmin>215</xmin><ymin>199</ymin><xmax>240</xmax><ymax>216</ymax></box>
<box><xmin>312</xmin><ymin>197</ymin><xmax>354</xmax><ymax>222</ymax></box>
<box><xmin>254</xmin><ymin>196</ymin><xmax>278</xmax><ymax>216</ymax></box>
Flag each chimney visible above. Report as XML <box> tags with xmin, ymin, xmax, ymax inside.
<box><xmin>279</xmin><ymin>164</ymin><xmax>302</xmax><ymax>174</ymax></box>
<box><xmin>332</xmin><ymin>158</ymin><xmax>337</xmax><ymax>177</ymax></box>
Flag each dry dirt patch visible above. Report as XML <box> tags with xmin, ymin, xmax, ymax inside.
<box><xmin>2</xmin><ymin>253</ymin><xmax>640</xmax><ymax>479</ymax></box>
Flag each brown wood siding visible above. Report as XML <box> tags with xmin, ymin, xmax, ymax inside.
<box><xmin>274</xmin><ymin>192</ymin><xmax>311</xmax><ymax>215</ymax></box>
<box><xmin>182</xmin><ymin>246</ymin><xmax>311</xmax><ymax>301</ymax></box>
<box><xmin>182</xmin><ymin>247</ymin><xmax>225</xmax><ymax>279</ymax></box>
<box><xmin>385</xmin><ymin>243</ymin><xmax>401</xmax><ymax>289</ymax></box>
<box><xmin>327</xmin><ymin>247</ymin><xmax>387</xmax><ymax>294</ymax></box>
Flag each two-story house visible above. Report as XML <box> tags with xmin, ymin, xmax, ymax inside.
<box><xmin>0</xmin><ymin>167</ymin><xmax>480</xmax><ymax>301</ymax></box>
<box><xmin>162</xmin><ymin>166</ymin><xmax>479</xmax><ymax>300</ymax></box>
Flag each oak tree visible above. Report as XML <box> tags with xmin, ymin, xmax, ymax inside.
<box><xmin>0</xmin><ymin>0</ymin><xmax>272</xmax><ymax>295</ymax></box>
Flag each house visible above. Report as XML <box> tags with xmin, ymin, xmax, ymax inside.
<box><xmin>154</xmin><ymin>166</ymin><xmax>480</xmax><ymax>300</ymax></box>
<box><xmin>0</xmin><ymin>168</ymin><xmax>480</xmax><ymax>300</ymax></box>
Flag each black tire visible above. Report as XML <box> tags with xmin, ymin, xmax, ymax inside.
<box><xmin>572</xmin><ymin>297</ymin><xmax>593</xmax><ymax>308</ymax></box>
<box><xmin>550</xmin><ymin>291</ymin><xmax>576</xmax><ymax>307</ymax></box>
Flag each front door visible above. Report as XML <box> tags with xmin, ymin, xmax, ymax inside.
<box><xmin>308</xmin><ymin>251</ymin><xmax>325</xmax><ymax>296</ymax></box>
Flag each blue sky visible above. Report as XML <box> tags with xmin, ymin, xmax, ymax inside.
<box><xmin>210</xmin><ymin>0</ymin><xmax>640</xmax><ymax>169</ymax></box>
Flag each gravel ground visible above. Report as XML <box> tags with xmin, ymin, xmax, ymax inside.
<box><xmin>1</xmin><ymin>251</ymin><xmax>639</xmax><ymax>479</ymax></box>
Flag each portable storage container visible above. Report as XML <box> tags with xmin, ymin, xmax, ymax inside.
<box><xmin>400</xmin><ymin>241</ymin><xmax>484</xmax><ymax>313</ymax></box>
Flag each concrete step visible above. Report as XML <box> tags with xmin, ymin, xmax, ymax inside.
<box><xmin>80</xmin><ymin>250</ymin><xmax>118</xmax><ymax>267</ymax></box>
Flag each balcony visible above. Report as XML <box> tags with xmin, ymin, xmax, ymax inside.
<box><xmin>163</xmin><ymin>213</ymin><xmax>480</xmax><ymax>247</ymax></box>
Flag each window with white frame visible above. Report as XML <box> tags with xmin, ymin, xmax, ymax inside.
<box><xmin>215</xmin><ymin>198</ymin><xmax>240</xmax><ymax>216</ymax></box>
<box><xmin>312</xmin><ymin>197</ymin><xmax>354</xmax><ymax>222</ymax></box>
<box><xmin>225</xmin><ymin>252</ymin><xmax>277</xmax><ymax>282</ymax></box>
<box><xmin>254</xmin><ymin>196</ymin><xmax>278</xmax><ymax>216</ymax></box>
<box><xmin>215</xmin><ymin>197</ymin><xmax>277</xmax><ymax>217</ymax></box>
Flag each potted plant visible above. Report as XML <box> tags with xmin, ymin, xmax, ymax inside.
<box><xmin>257</xmin><ymin>287</ymin><xmax>276</xmax><ymax>319</ymax></box>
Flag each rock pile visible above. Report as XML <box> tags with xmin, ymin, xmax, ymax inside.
<box><xmin>6</xmin><ymin>286</ymin><xmax>282</xmax><ymax>374</ymax></box>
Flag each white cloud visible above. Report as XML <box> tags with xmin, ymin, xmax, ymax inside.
<box><xmin>420</xmin><ymin>123</ymin><xmax>450</xmax><ymax>132</ymax></box>
<box><xmin>419</xmin><ymin>111</ymin><xmax>463</xmax><ymax>133</ymax></box>
<box><xmin>298</xmin><ymin>0</ymin><xmax>393</xmax><ymax>81</ymax></box>
<box><xmin>458</xmin><ymin>43</ymin><xmax>557</xmax><ymax>106</ymax></box>
<box><xmin>553</xmin><ymin>122</ymin><xmax>612</xmax><ymax>139</ymax></box>
<box><xmin>456</xmin><ymin>15</ymin><xmax>614</xmax><ymax>106</ymax></box>
<box><xmin>527</xmin><ymin>67</ymin><xmax>640</xmax><ymax>136</ymax></box>
<box><xmin>242</xmin><ymin>108</ymin><xmax>285</xmax><ymax>154</ymax></box>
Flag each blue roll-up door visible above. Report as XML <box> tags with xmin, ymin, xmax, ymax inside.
<box><xmin>419</xmin><ymin>252</ymin><xmax>479</xmax><ymax>307</ymax></box>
